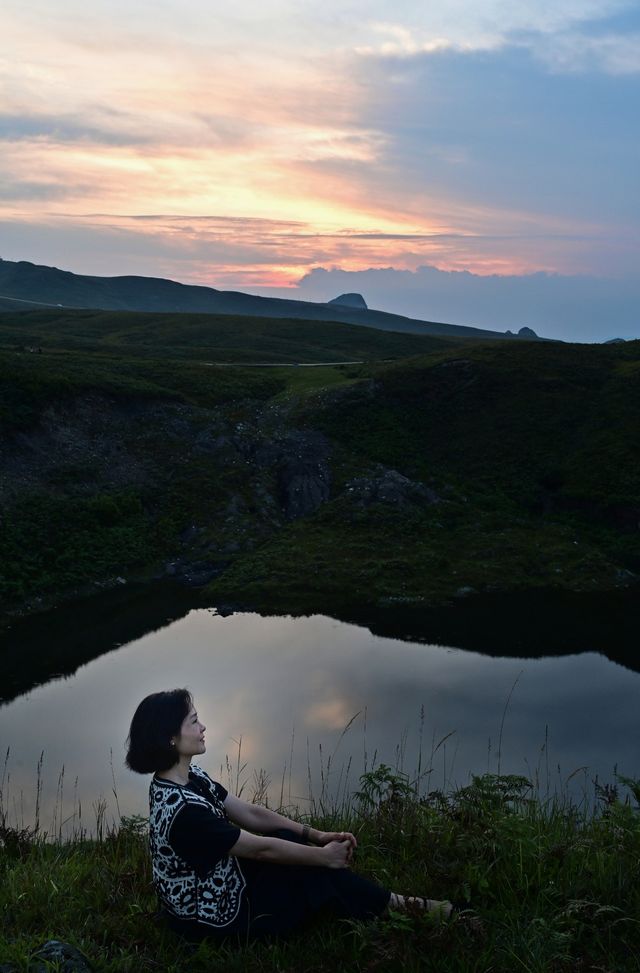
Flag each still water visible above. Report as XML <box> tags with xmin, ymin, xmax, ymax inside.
<box><xmin>1</xmin><ymin>595</ymin><xmax>639</xmax><ymax>837</ymax></box>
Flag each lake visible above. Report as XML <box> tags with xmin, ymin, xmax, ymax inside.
<box><xmin>1</xmin><ymin>585</ymin><xmax>639</xmax><ymax>837</ymax></box>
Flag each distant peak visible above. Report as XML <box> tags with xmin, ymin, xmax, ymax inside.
<box><xmin>517</xmin><ymin>326</ymin><xmax>538</xmax><ymax>338</ymax></box>
<box><xmin>327</xmin><ymin>293</ymin><xmax>368</xmax><ymax>310</ymax></box>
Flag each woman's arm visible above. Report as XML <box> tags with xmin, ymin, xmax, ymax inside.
<box><xmin>228</xmin><ymin>829</ymin><xmax>351</xmax><ymax>868</ymax></box>
<box><xmin>223</xmin><ymin>793</ymin><xmax>357</xmax><ymax>852</ymax></box>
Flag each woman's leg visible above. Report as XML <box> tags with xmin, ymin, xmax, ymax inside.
<box><xmin>266</xmin><ymin>831</ymin><xmax>460</xmax><ymax>924</ymax></box>
<box><xmin>262</xmin><ymin>828</ymin><xmax>390</xmax><ymax>921</ymax></box>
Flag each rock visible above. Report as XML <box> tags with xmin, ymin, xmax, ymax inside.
<box><xmin>616</xmin><ymin>568</ymin><xmax>637</xmax><ymax>583</ymax></box>
<box><xmin>195</xmin><ymin>431</ymin><xmax>232</xmax><ymax>453</ymax></box>
<box><xmin>29</xmin><ymin>940</ymin><xmax>93</xmax><ymax>972</ymax></box>
<box><xmin>179</xmin><ymin>524</ymin><xmax>202</xmax><ymax>543</ymax></box>
<box><xmin>436</xmin><ymin>358</ymin><xmax>472</xmax><ymax>369</ymax></box>
<box><xmin>327</xmin><ymin>293</ymin><xmax>368</xmax><ymax>309</ymax></box>
<box><xmin>346</xmin><ymin>469</ymin><xmax>440</xmax><ymax>508</ymax></box>
<box><xmin>279</xmin><ymin>460</ymin><xmax>330</xmax><ymax>518</ymax></box>
<box><xmin>224</xmin><ymin>494</ymin><xmax>245</xmax><ymax>518</ymax></box>
<box><xmin>214</xmin><ymin>604</ymin><xmax>236</xmax><ymax>617</ymax></box>
<box><xmin>273</xmin><ymin>432</ymin><xmax>332</xmax><ymax>519</ymax></box>
<box><xmin>238</xmin><ymin>429</ymin><xmax>331</xmax><ymax>522</ymax></box>
<box><xmin>165</xmin><ymin>559</ymin><xmax>227</xmax><ymax>586</ymax></box>
<box><xmin>517</xmin><ymin>326</ymin><xmax>538</xmax><ymax>338</ymax></box>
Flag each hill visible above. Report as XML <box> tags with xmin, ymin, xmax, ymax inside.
<box><xmin>0</xmin><ymin>257</ymin><xmax>540</xmax><ymax>341</ymax></box>
<box><xmin>0</xmin><ymin>306</ymin><xmax>458</xmax><ymax>365</ymax></box>
<box><xmin>206</xmin><ymin>340</ymin><xmax>640</xmax><ymax>614</ymax></box>
<box><xmin>0</xmin><ymin>308</ymin><xmax>636</xmax><ymax>631</ymax></box>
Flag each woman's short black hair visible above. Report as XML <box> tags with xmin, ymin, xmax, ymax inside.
<box><xmin>125</xmin><ymin>688</ymin><xmax>193</xmax><ymax>774</ymax></box>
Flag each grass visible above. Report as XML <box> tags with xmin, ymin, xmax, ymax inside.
<box><xmin>2</xmin><ymin>757</ymin><xmax>640</xmax><ymax>972</ymax></box>
<box><xmin>0</xmin><ymin>306</ymin><xmax>457</xmax><ymax>363</ymax></box>
<box><xmin>204</xmin><ymin>489</ymin><xmax>623</xmax><ymax>618</ymax></box>
<box><xmin>0</xmin><ymin>347</ymin><xmax>286</xmax><ymax>434</ymax></box>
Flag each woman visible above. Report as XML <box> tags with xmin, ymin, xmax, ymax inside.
<box><xmin>126</xmin><ymin>688</ymin><xmax>455</xmax><ymax>942</ymax></box>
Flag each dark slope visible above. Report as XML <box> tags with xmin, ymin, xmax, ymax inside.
<box><xmin>0</xmin><ymin>306</ymin><xmax>459</xmax><ymax>364</ymax></box>
<box><xmin>207</xmin><ymin>340</ymin><xmax>640</xmax><ymax>612</ymax></box>
<box><xmin>0</xmin><ymin>258</ymin><xmax>537</xmax><ymax>340</ymax></box>
<box><xmin>2</xmin><ymin>334</ymin><xmax>637</xmax><ymax>624</ymax></box>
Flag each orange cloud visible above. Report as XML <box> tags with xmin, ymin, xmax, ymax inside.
<box><xmin>2</xmin><ymin>2</ymin><xmax>634</xmax><ymax>287</ymax></box>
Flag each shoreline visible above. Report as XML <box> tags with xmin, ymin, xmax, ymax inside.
<box><xmin>3</xmin><ymin>576</ymin><xmax>640</xmax><ymax>708</ymax></box>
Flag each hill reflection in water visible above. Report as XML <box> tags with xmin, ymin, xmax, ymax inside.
<box><xmin>3</xmin><ymin>583</ymin><xmax>639</xmax><ymax>708</ymax></box>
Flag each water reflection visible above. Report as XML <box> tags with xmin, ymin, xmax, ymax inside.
<box><xmin>3</xmin><ymin>583</ymin><xmax>640</xmax><ymax>707</ymax></box>
<box><xmin>1</xmin><ymin>609</ymin><xmax>638</xmax><ymax>836</ymax></box>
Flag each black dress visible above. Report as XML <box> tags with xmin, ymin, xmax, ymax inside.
<box><xmin>153</xmin><ymin>767</ymin><xmax>390</xmax><ymax>942</ymax></box>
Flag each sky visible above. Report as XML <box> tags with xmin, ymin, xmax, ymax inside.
<box><xmin>1</xmin><ymin>0</ymin><xmax>639</xmax><ymax>341</ymax></box>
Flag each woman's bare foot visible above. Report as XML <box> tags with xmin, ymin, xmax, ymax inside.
<box><xmin>388</xmin><ymin>893</ymin><xmax>453</xmax><ymax>919</ymax></box>
<box><xmin>387</xmin><ymin>894</ymin><xmax>483</xmax><ymax>932</ymax></box>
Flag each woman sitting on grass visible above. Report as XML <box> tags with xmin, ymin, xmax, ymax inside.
<box><xmin>126</xmin><ymin>688</ymin><xmax>458</xmax><ymax>943</ymax></box>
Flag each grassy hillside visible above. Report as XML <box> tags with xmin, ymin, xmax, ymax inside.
<box><xmin>206</xmin><ymin>342</ymin><xmax>640</xmax><ymax>613</ymax></box>
<box><xmin>0</xmin><ymin>306</ymin><xmax>457</xmax><ymax>362</ymax></box>
<box><xmin>0</xmin><ymin>308</ymin><xmax>637</xmax><ymax>621</ymax></box>
<box><xmin>310</xmin><ymin>341</ymin><xmax>640</xmax><ymax>508</ymax></box>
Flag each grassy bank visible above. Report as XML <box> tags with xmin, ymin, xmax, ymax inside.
<box><xmin>1</xmin><ymin>769</ymin><xmax>640</xmax><ymax>972</ymax></box>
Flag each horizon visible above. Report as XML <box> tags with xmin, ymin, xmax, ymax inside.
<box><xmin>1</xmin><ymin>1</ymin><xmax>639</xmax><ymax>342</ymax></box>
<box><xmin>2</xmin><ymin>254</ymin><xmax>638</xmax><ymax>344</ymax></box>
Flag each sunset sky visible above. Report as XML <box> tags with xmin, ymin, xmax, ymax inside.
<box><xmin>1</xmin><ymin>0</ymin><xmax>639</xmax><ymax>340</ymax></box>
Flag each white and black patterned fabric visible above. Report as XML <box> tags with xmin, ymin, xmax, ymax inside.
<box><xmin>149</xmin><ymin>765</ymin><xmax>390</xmax><ymax>942</ymax></box>
<box><xmin>148</xmin><ymin>765</ymin><xmax>246</xmax><ymax>928</ymax></box>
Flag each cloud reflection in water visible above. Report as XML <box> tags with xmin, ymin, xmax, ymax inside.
<box><xmin>0</xmin><ymin>609</ymin><xmax>638</xmax><ymax>835</ymax></box>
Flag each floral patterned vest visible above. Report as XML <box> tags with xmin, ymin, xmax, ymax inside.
<box><xmin>148</xmin><ymin>764</ymin><xmax>246</xmax><ymax>928</ymax></box>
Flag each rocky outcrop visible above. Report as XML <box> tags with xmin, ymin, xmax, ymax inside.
<box><xmin>504</xmin><ymin>326</ymin><xmax>539</xmax><ymax>338</ymax></box>
<box><xmin>345</xmin><ymin>468</ymin><xmax>440</xmax><ymax>508</ymax></box>
<box><xmin>1</xmin><ymin>395</ymin><xmax>199</xmax><ymax>500</ymax></box>
<box><xmin>227</xmin><ymin>422</ymin><xmax>332</xmax><ymax>520</ymax></box>
<box><xmin>328</xmin><ymin>293</ymin><xmax>368</xmax><ymax>310</ymax></box>
<box><xmin>0</xmin><ymin>388</ymin><xmax>338</xmax><ymax>609</ymax></box>
<box><xmin>274</xmin><ymin>432</ymin><xmax>331</xmax><ymax>519</ymax></box>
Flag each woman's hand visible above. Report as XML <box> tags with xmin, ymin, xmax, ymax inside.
<box><xmin>321</xmin><ymin>838</ymin><xmax>353</xmax><ymax>869</ymax></box>
<box><xmin>315</xmin><ymin>830</ymin><xmax>357</xmax><ymax>862</ymax></box>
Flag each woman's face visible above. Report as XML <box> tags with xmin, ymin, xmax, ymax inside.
<box><xmin>172</xmin><ymin>705</ymin><xmax>206</xmax><ymax>759</ymax></box>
